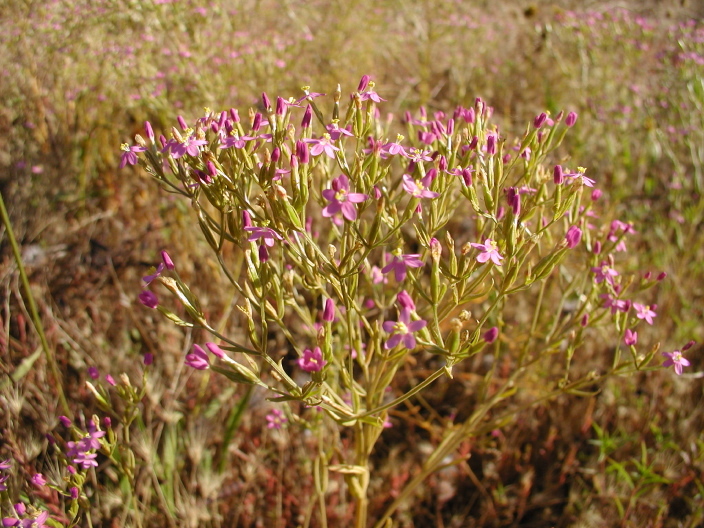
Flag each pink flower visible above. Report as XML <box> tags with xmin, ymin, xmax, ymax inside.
<box><xmin>633</xmin><ymin>303</ymin><xmax>657</xmax><ymax>325</ymax></box>
<box><xmin>297</xmin><ymin>347</ymin><xmax>327</xmax><ymax>372</ymax></box>
<box><xmin>119</xmin><ymin>143</ymin><xmax>146</xmax><ymax>168</ymax></box>
<box><xmin>483</xmin><ymin>327</ymin><xmax>499</xmax><ymax>343</ymax></box>
<box><xmin>185</xmin><ymin>344</ymin><xmax>210</xmax><ymax>370</ymax></box>
<box><xmin>565</xmin><ymin>226</ymin><xmax>582</xmax><ymax>248</ymax></box>
<box><xmin>624</xmin><ymin>329</ymin><xmax>638</xmax><ymax>346</ymax></box>
<box><xmin>138</xmin><ymin>290</ymin><xmax>158</xmax><ymax>309</ymax></box>
<box><xmin>470</xmin><ymin>239</ymin><xmax>504</xmax><ymax>266</ymax></box>
<box><xmin>322</xmin><ymin>175</ymin><xmax>368</xmax><ymax>221</ymax></box>
<box><xmin>244</xmin><ymin>226</ymin><xmax>284</xmax><ymax>247</ymax></box>
<box><xmin>383</xmin><ymin>307</ymin><xmax>427</xmax><ymax>350</ymax></box>
<box><xmin>381</xmin><ymin>253</ymin><xmax>424</xmax><ymax>282</ymax></box>
<box><xmin>304</xmin><ymin>134</ymin><xmax>339</xmax><ymax>159</ymax></box>
<box><xmin>402</xmin><ymin>174</ymin><xmax>439</xmax><ymax>199</ymax></box>
<box><xmin>591</xmin><ymin>262</ymin><xmax>619</xmax><ymax>285</ymax></box>
<box><xmin>265</xmin><ymin>409</ymin><xmax>287</xmax><ymax>429</ymax></box>
<box><xmin>31</xmin><ymin>473</ymin><xmax>47</xmax><ymax>487</ymax></box>
<box><xmin>662</xmin><ymin>350</ymin><xmax>690</xmax><ymax>375</ymax></box>
<box><xmin>219</xmin><ymin>133</ymin><xmax>254</xmax><ymax>149</ymax></box>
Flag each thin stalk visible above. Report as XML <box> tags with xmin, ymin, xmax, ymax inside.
<box><xmin>0</xmin><ymin>190</ymin><xmax>69</xmax><ymax>416</ymax></box>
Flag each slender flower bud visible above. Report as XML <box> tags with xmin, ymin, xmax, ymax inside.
<box><xmin>229</xmin><ymin>108</ymin><xmax>240</xmax><ymax>122</ymax></box>
<box><xmin>323</xmin><ymin>298</ymin><xmax>335</xmax><ymax>322</ymax></box>
<box><xmin>683</xmin><ymin>340</ymin><xmax>696</xmax><ymax>351</ymax></box>
<box><xmin>483</xmin><ymin>326</ymin><xmax>499</xmax><ymax>343</ymax></box>
<box><xmin>533</xmin><ymin>112</ymin><xmax>547</xmax><ymax>128</ymax></box>
<box><xmin>566</xmin><ymin>111</ymin><xmax>578</xmax><ymax>127</ymax></box>
<box><xmin>358</xmin><ymin>74</ymin><xmax>370</xmax><ymax>92</ymax></box>
<box><xmin>205</xmin><ymin>342</ymin><xmax>226</xmax><ymax>359</ymax></box>
<box><xmin>276</xmin><ymin>96</ymin><xmax>285</xmax><ymax>116</ymax></box>
<box><xmin>261</xmin><ymin>92</ymin><xmax>271</xmax><ymax>111</ymax></box>
<box><xmin>486</xmin><ymin>133</ymin><xmax>497</xmax><ymax>155</ymax></box>
<box><xmin>446</xmin><ymin>118</ymin><xmax>455</xmax><ymax>136</ymax></box>
<box><xmin>70</xmin><ymin>487</ymin><xmax>79</xmax><ymax>500</ymax></box>
<box><xmin>207</xmin><ymin>160</ymin><xmax>218</xmax><ymax>178</ymax></box>
<box><xmin>430</xmin><ymin>237</ymin><xmax>442</xmax><ymax>262</ymax></box>
<box><xmin>593</xmin><ymin>241</ymin><xmax>602</xmax><ymax>254</ymax></box>
<box><xmin>301</xmin><ymin>104</ymin><xmax>312</xmax><ymax>128</ymax></box>
<box><xmin>145</xmin><ymin>121</ymin><xmax>154</xmax><ymax>141</ymax></box>
<box><xmin>581</xmin><ymin>314</ymin><xmax>589</xmax><ymax>327</ymax></box>
<box><xmin>258</xmin><ymin>243</ymin><xmax>269</xmax><ymax>263</ymax></box>
<box><xmin>657</xmin><ymin>271</ymin><xmax>667</xmax><ymax>281</ymax></box>
<box><xmin>252</xmin><ymin>112</ymin><xmax>262</xmax><ymax>131</ymax></box>
<box><xmin>161</xmin><ymin>250</ymin><xmax>175</xmax><ymax>270</ymax></box>
<box><xmin>59</xmin><ymin>416</ymin><xmax>72</xmax><ymax>427</ymax></box>
<box><xmin>296</xmin><ymin>140</ymin><xmax>310</xmax><ymax>164</ymax></box>
<box><xmin>177</xmin><ymin>115</ymin><xmax>187</xmax><ymax>130</ymax></box>
<box><xmin>159</xmin><ymin>135</ymin><xmax>167</xmax><ymax>149</ymax></box>
<box><xmin>144</xmin><ymin>353</ymin><xmax>154</xmax><ymax>365</ymax></box>
<box><xmin>219</xmin><ymin>111</ymin><xmax>227</xmax><ymax>128</ymax></box>
<box><xmin>461</xmin><ymin>168</ymin><xmax>473</xmax><ymax>186</ymax></box>
<box><xmin>591</xmin><ymin>189</ymin><xmax>602</xmax><ymax>201</ymax></box>
<box><xmin>397</xmin><ymin>290</ymin><xmax>416</xmax><ymax>312</ymax></box>
<box><xmin>242</xmin><ymin>210</ymin><xmax>252</xmax><ymax>229</ymax></box>
<box><xmin>565</xmin><ymin>226</ymin><xmax>582</xmax><ymax>248</ymax></box>
<box><xmin>553</xmin><ymin>165</ymin><xmax>564</xmax><ymax>184</ymax></box>
<box><xmin>271</xmin><ymin>147</ymin><xmax>281</xmax><ymax>163</ymax></box>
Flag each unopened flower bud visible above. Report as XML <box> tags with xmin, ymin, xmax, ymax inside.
<box><xmin>242</xmin><ymin>210</ymin><xmax>252</xmax><ymax>229</ymax></box>
<box><xmin>565</xmin><ymin>111</ymin><xmax>578</xmax><ymax>127</ymax></box>
<box><xmin>323</xmin><ymin>298</ymin><xmax>335</xmax><ymax>322</ymax></box>
<box><xmin>533</xmin><ymin>112</ymin><xmax>547</xmax><ymax>129</ymax></box>
<box><xmin>591</xmin><ymin>189</ymin><xmax>602</xmax><ymax>201</ymax></box>
<box><xmin>358</xmin><ymin>74</ymin><xmax>370</xmax><ymax>92</ymax></box>
<box><xmin>430</xmin><ymin>237</ymin><xmax>442</xmax><ymax>262</ymax></box>
<box><xmin>145</xmin><ymin>121</ymin><xmax>154</xmax><ymax>141</ymax></box>
<box><xmin>139</xmin><ymin>290</ymin><xmax>158</xmax><ymax>309</ymax></box>
<box><xmin>657</xmin><ymin>271</ymin><xmax>667</xmax><ymax>281</ymax></box>
<box><xmin>252</xmin><ymin>112</ymin><xmax>262</xmax><ymax>131</ymax></box>
<box><xmin>482</xmin><ymin>326</ymin><xmax>499</xmax><ymax>344</ymax></box>
<box><xmin>206</xmin><ymin>342</ymin><xmax>226</xmax><ymax>359</ymax></box>
<box><xmin>486</xmin><ymin>133</ymin><xmax>497</xmax><ymax>155</ymax></box>
<box><xmin>593</xmin><ymin>241</ymin><xmax>602</xmax><ymax>255</ymax></box>
<box><xmin>565</xmin><ymin>226</ymin><xmax>582</xmax><ymax>249</ymax></box>
<box><xmin>397</xmin><ymin>290</ymin><xmax>416</xmax><ymax>312</ymax></box>
<box><xmin>177</xmin><ymin>115</ymin><xmax>187</xmax><ymax>130</ymax></box>
<box><xmin>261</xmin><ymin>92</ymin><xmax>271</xmax><ymax>110</ymax></box>
<box><xmin>161</xmin><ymin>250</ymin><xmax>175</xmax><ymax>270</ymax></box>
<box><xmin>296</xmin><ymin>140</ymin><xmax>310</xmax><ymax>164</ymax></box>
<box><xmin>553</xmin><ymin>165</ymin><xmax>564</xmax><ymax>185</ymax></box>
<box><xmin>229</xmin><ymin>108</ymin><xmax>240</xmax><ymax>122</ymax></box>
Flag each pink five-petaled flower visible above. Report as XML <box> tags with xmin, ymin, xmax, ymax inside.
<box><xmin>633</xmin><ymin>302</ymin><xmax>657</xmax><ymax>325</ymax></box>
<box><xmin>624</xmin><ymin>329</ymin><xmax>638</xmax><ymax>346</ymax></box>
<box><xmin>322</xmin><ymin>174</ymin><xmax>368</xmax><ymax>221</ymax></box>
<box><xmin>165</xmin><ymin>135</ymin><xmax>208</xmax><ymax>159</ymax></box>
<box><xmin>304</xmin><ymin>134</ymin><xmax>339</xmax><ymax>159</ymax></box>
<box><xmin>381</xmin><ymin>253</ymin><xmax>424</xmax><ymax>282</ymax></box>
<box><xmin>185</xmin><ymin>344</ymin><xmax>210</xmax><ymax>370</ymax></box>
<box><xmin>119</xmin><ymin>143</ymin><xmax>146</xmax><ymax>168</ymax></box>
<box><xmin>244</xmin><ymin>226</ymin><xmax>284</xmax><ymax>247</ymax></box>
<box><xmin>30</xmin><ymin>473</ymin><xmax>47</xmax><ymax>487</ymax></box>
<box><xmin>383</xmin><ymin>297</ymin><xmax>427</xmax><ymax>350</ymax></box>
<box><xmin>297</xmin><ymin>347</ymin><xmax>327</xmax><ymax>373</ymax></box>
<box><xmin>402</xmin><ymin>174</ymin><xmax>439</xmax><ymax>199</ymax></box>
<box><xmin>591</xmin><ymin>262</ymin><xmax>619</xmax><ymax>285</ymax></box>
<box><xmin>3</xmin><ymin>509</ymin><xmax>50</xmax><ymax>528</ymax></box>
<box><xmin>470</xmin><ymin>239</ymin><xmax>504</xmax><ymax>266</ymax></box>
<box><xmin>662</xmin><ymin>350</ymin><xmax>691</xmax><ymax>375</ymax></box>
<box><xmin>265</xmin><ymin>409</ymin><xmax>287</xmax><ymax>429</ymax></box>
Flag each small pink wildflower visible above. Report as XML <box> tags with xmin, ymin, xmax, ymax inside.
<box><xmin>402</xmin><ymin>173</ymin><xmax>439</xmax><ymax>199</ymax></box>
<box><xmin>381</xmin><ymin>253</ymin><xmax>424</xmax><ymax>282</ymax></box>
<box><xmin>297</xmin><ymin>347</ymin><xmax>327</xmax><ymax>373</ymax></box>
<box><xmin>383</xmin><ymin>299</ymin><xmax>427</xmax><ymax>350</ymax></box>
<box><xmin>624</xmin><ymin>329</ymin><xmax>638</xmax><ymax>346</ymax></box>
<box><xmin>304</xmin><ymin>134</ymin><xmax>339</xmax><ymax>159</ymax></box>
<box><xmin>266</xmin><ymin>409</ymin><xmax>287</xmax><ymax>429</ymax></box>
<box><xmin>591</xmin><ymin>262</ymin><xmax>619</xmax><ymax>285</ymax></box>
<box><xmin>185</xmin><ymin>344</ymin><xmax>210</xmax><ymax>370</ymax></box>
<box><xmin>470</xmin><ymin>239</ymin><xmax>504</xmax><ymax>266</ymax></box>
<box><xmin>633</xmin><ymin>303</ymin><xmax>657</xmax><ymax>325</ymax></box>
<box><xmin>31</xmin><ymin>473</ymin><xmax>47</xmax><ymax>487</ymax></box>
<box><xmin>119</xmin><ymin>143</ymin><xmax>146</xmax><ymax>168</ymax></box>
<box><xmin>662</xmin><ymin>349</ymin><xmax>691</xmax><ymax>375</ymax></box>
<box><xmin>244</xmin><ymin>226</ymin><xmax>284</xmax><ymax>247</ymax></box>
<box><xmin>322</xmin><ymin>175</ymin><xmax>368</xmax><ymax>221</ymax></box>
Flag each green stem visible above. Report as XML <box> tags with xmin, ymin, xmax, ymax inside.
<box><xmin>0</xmin><ymin>190</ymin><xmax>69</xmax><ymax>416</ymax></box>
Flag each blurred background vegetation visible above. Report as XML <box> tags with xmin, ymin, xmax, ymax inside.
<box><xmin>1</xmin><ymin>0</ymin><xmax>703</xmax><ymax>526</ymax></box>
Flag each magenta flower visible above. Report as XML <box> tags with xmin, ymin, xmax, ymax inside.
<box><xmin>143</xmin><ymin>263</ymin><xmax>165</xmax><ymax>285</ymax></box>
<box><xmin>304</xmin><ymin>134</ymin><xmax>339</xmax><ymax>159</ymax></box>
<box><xmin>624</xmin><ymin>329</ymin><xmax>638</xmax><ymax>346</ymax></box>
<box><xmin>30</xmin><ymin>473</ymin><xmax>47</xmax><ymax>487</ymax></box>
<box><xmin>662</xmin><ymin>350</ymin><xmax>691</xmax><ymax>375</ymax></box>
<box><xmin>381</xmin><ymin>253</ymin><xmax>424</xmax><ymax>282</ymax></box>
<box><xmin>185</xmin><ymin>344</ymin><xmax>210</xmax><ymax>370</ymax></box>
<box><xmin>381</xmin><ymin>139</ymin><xmax>407</xmax><ymax>158</ymax></box>
<box><xmin>483</xmin><ymin>327</ymin><xmax>499</xmax><ymax>344</ymax></box>
<box><xmin>322</xmin><ymin>174</ymin><xmax>368</xmax><ymax>221</ymax></box>
<box><xmin>470</xmin><ymin>239</ymin><xmax>504</xmax><ymax>266</ymax></box>
<box><xmin>383</xmin><ymin>305</ymin><xmax>427</xmax><ymax>350</ymax></box>
<box><xmin>219</xmin><ymin>133</ymin><xmax>254</xmax><ymax>149</ymax></box>
<box><xmin>404</xmin><ymin>148</ymin><xmax>433</xmax><ymax>164</ymax></box>
<box><xmin>326</xmin><ymin>122</ymin><xmax>353</xmax><ymax>141</ymax></box>
<box><xmin>633</xmin><ymin>303</ymin><xmax>657</xmax><ymax>325</ymax></box>
<box><xmin>402</xmin><ymin>174</ymin><xmax>439</xmax><ymax>199</ymax></box>
<box><xmin>297</xmin><ymin>347</ymin><xmax>327</xmax><ymax>373</ymax></box>
<box><xmin>591</xmin><ymin>262</ymin><xmax>619</xmax><ymax>285</ymax></box>
<box><xmin>244</xmin><ymin>226</ymin><xmax>284</xmax><ymax>247</ymax></box>
<box><xmin>164</xmin><ymin>136</ymin><xmax>208</xmax><ymax>159</ymax></box>
<box><xmin>565</xmin><ymin>226</ymin><xmax>582</xmax><ymax>248</ymax></box>
<box><xmin>119</xmin><ymin>143</ymin><xmax>146</xmax><ymax>168</ymax></box>
<box><xmin>265</xmin><ymin>409</ymin><xmax>287</xmax><ymax>429</ymax></box>
<box><xmin>138</xmin><ymin>290</ymin><xmax>158</xmax><ymax>309</ymax></box>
